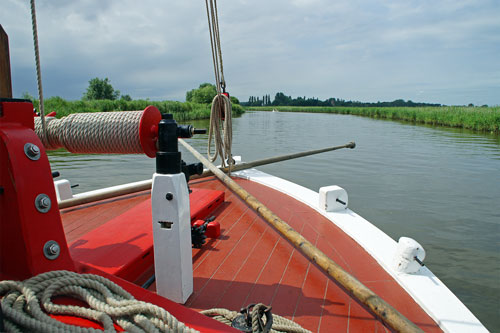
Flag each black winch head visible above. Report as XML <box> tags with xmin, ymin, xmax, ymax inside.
<box><xmin>156</xmin><ymin>113</ymin><xmax>206</xmax><ymax>175</ymax></box>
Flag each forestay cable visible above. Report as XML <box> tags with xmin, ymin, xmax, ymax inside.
<box><xmin>204</xmin><ymin>0</ymin><xmax>233</xmax><ymax>168</ymax></box>
<box><xmin>30</xmin><ymin>0</ymin><xmax>47</xmax><ymax>141</ymax></box>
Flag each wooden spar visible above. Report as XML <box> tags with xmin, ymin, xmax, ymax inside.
<box><xmin>179</xmin><ymin>138</ymin><xmax>424</xmax><ymax>333</ymax></box>
<box><xmin>58</xmin><ymin>142</ymin><xmax>355</xmax><ymax>209</ymax></box>
<box><xmin>0</xmin><ymin>25</ymin><xmax>13</xmax><ymax>99</ymax></box>
<box><xmin>190</xmin><ymin>141</ymin><xmax>355</xmax><ymax>180</ymax></box>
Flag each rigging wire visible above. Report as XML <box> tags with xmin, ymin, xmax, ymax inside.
<box><xmin>30</xmin><ymin>0</ymin><xmax>47</xmax><ymax>141</ymax></box>
<box><xmin>204</xmin><ymin>0</ymin><xmax>233</xmax><ymax>169</ymax></box>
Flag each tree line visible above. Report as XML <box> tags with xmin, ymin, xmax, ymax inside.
<box><xmin>243</xmin><ymin>92</ymin><xmax>441</xmax><ymax>107</ymax></box>
<box><xmin>81</xmin><ymin>79</ymin><xmax>241</xmax><ymax>106</ymax></box>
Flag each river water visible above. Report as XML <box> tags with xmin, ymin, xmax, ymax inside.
<box><xmin>48</xmin><ymin>111</ymin><xmax>500</xmax><ymax>331</ymax></box>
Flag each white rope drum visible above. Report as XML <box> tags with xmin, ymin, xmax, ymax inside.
<box><xmin>34</xmin><ymin>107</ymin><xmax>161</xmax><ymax>157</ymax></box>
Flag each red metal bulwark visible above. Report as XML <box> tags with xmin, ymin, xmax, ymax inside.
<box><xmin>0</xmin><ymin>100</ymin><xmax>75</xmax><ymax>280</ymax></box>
<box><xmin>0</xmin><ymin>101</ymin><xmax>235</xmax><ymax>331</ymax></box>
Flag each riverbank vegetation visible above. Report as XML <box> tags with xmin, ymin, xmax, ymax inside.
<box><xmin>244</xmin><ymin>92</ymin><xmax>442</xmax><ymax>108</ymax></box>
<box><xmin>26</xmin><ymin>80</ymin><xmax>244</xmax><ymax>121</ymax></box>
<box><xmin>246</xmin><ymin>106</ymin><xmax>500</xmax><ymax>133</ymax></box>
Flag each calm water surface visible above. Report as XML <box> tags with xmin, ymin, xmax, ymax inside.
<box><xmin>48</xmin><ymin>111</ymin><xmax>500</xmax><ymax>331</ymax></box>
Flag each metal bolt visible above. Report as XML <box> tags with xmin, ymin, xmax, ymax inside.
<box><xmin>29</xmin><ymin>144</ymin><xmax>40</xmax><ymax>155</ymax></box>
<box><xmin>43</xmin><ymin>240</ymin><xmax>60</xmax><ymax>260</ymax></box>
<box><xmin>39</xmin><ymin>196</ymin><xmax>50</xmax><ymax>208</ymax></box>
<box><xmin>166</xmin><ymin>192</ymin><xmax>174</xmax><ymax>200</ymax></box>
<box><xmin>48</xmin><ymin>243</ymin><xmax>60</xmax><ymax>255</ymax></box>
<box><xmin>35</xmin><ymin>194</ymin><xmax>51</xmax><ymax>213</ymax></box>
<box><xmin>24</xmin><ymin>143</ymin><xmax>41</xmax><ymax>160</ymax></box>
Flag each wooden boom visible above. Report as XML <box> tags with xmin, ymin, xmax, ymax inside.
<box><xmin>58</xmin><ymin>142</ymin><xmax>355</xmax><ymax>209</ymax></box>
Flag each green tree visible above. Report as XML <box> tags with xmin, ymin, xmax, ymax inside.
<box><xmin>83</xmin><ymin>77</ymin><xmax>120</xmax><ymax>100</ymax></box>
<box><xmin>21</xmin><ymin>91</ymin><xmax>35</xmax><ymax>101</ymax></box>
<box><xmin>230</xmin><ymin>96</ymin><xmax>240</xmax><ymax>105</ymax></box>
<box><xmin>273</xmin><ymin>92</ymin><xmax>292</xmax><ymax>106</ymax></box>
<box><xmin>186</xmin><ymin>83</ymin><xmax>217</xmax><ymax>104</ymax></box>
<box><xmin>120</xmin><ymin>94</ymin><xmax>132</xmax><ymax>101</ymax></box>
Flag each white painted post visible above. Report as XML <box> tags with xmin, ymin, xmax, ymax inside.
<box><xmin>319</xmin><ymin>185</ymin><xmax>348</xmax><ymax>212</ymax></box>
<box><xmin>391</xmin><ymin>237</ymin><xmax>426</xmax><ymax>274</ymax></box>
<box><xmin>54</xmin><ymin>179</ymin><xmax>73</xmax><ymax>201</ymax></box>
<box><xmin>151</xmin><ymin>172</ymin><xmax>193</xmax><ymax>303</ymax></box>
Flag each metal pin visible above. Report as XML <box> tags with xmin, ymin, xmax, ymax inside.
<box><xmin>414</xmin><ymin>256</ymin><xmax>425</xmax><ymax>266</ymax></box>
<box><xmin>336</xmin><ymin>198</ymin><xmax>346</xmax><ymax>205</ymax></box>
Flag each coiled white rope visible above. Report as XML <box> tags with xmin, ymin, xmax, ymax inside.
<box><xmin>0</xmin><ymin>270</ymin><xmax>198</xmax><ymax>333</ymax></box>
<box><xmin>207</xmin><ymin>94</ymin><xmax>232</xmax><ymax>168</ymax></box>
<box><xmin>34</xmin><ymin>111</ymin><xmax>145</xmax><ymax>154</ymax></box>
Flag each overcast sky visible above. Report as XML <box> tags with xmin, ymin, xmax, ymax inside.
<box><xmin>2</xmin><ymin>0</ymin><xmax>499</xmax><ymax>106</ymax></box>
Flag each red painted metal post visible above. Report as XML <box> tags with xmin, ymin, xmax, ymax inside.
<box><xmin>0</xmin><ymin>25</ymin><xmax>13</xmax><ymax>99</ymax></box>
<box><xmin>0</xmin><ymin>100</ymin><xmax>75</xmax><ymax>280</ymax></box>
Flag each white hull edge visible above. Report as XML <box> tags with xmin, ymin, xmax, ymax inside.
<box><xmin>233</xmin><ymin>168</ymin><xmax>487</xmax><ymax>333</ymax></box>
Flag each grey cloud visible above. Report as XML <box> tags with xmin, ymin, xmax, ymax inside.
<box><xmin>1</xmin><ymin>0</ymin><xmax>499</xmax><ymax>105</ymax></box>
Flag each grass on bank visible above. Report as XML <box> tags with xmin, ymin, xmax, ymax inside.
<box><xmin>33</xmin><ymin>97</ymin><xmax>245</xmax><ymax>121</ymax></box>
<box><xmin>246</xmin><ymin>106</ymin><xmax>500</xmax><ymax>133</ymax></box>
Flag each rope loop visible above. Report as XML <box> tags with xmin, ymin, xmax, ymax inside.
<box><xmin>200</xmin><ymin>303</ymin><xmax>311</xmax><ymax>333</ymax></box>
<box><xmin>207</xmin><ymin>94</ymin><xmax>233</xmax><ymax>169</ymax></box>
<box><xmin>0</xmin><ymin>270</ymin><xmax>199</xmax><ymax>333</ymax></box>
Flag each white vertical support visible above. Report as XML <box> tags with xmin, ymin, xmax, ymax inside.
<box><xmin>54</xmin><ymin>179</ymin><xmax>73</xmax><ymax>201</ymax></box>
<box><xmin>151</xmin><ymin>172</ymin><xmax>193</xmax><ymax>303</ymax></box>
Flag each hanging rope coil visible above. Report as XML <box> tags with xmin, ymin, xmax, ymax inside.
<box><xmin>0</xmin><ymin>270</ymin><xmax>198</xmax><ymax>333</ymax></box>
<box><xmin>34</xmin><ymin>111</ymin><xmax>151</xmax><ymax>155</ymax></box>
<box><xmin>207</xmin><ymin>94</ymin><xmax>232</xmax><ymax>167</ymax></box>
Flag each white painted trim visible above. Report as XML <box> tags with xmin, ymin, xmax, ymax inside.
<box><xmin>233</xmin><ymin>168</ymin><xmax>487</xmax><ymax>333</ymax></box>
<box><xmin>71</xmin><ymin>179</ymin><xmax>151</xmax><ymax>199</ymax></box>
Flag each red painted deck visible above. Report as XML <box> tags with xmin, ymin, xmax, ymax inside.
<box><xmin>61</xmin><ymin>177</ymin><xmax>442</xmax><ymax>332</ymax></box>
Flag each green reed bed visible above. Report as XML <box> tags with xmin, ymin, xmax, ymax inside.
<box><xmin>247</xmin><ymin>106</ymin><xmax>500</xmax><ymax>133</ymax></box>
<box><xmin>33</xmin><ymin>97</ymin><xmax>245</xmax><ymax>121</ymax></box>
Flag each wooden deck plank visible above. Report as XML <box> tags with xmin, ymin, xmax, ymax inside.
<box><xmin>188</xmin><ymin>213</ymin><xmax>261</xmax><ymax>309</ymax></box>
<box><xmin>61</xmin><ymin>192</ymin><xmax>150</xmax><ymax>243</ymax></box>
<box><xmin>60</xmin><ymin>177</ymin><xmax>441</xmax><ymax>332</ymax></box>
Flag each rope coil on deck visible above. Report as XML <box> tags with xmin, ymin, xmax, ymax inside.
<box><xmin>0</xmin><ymin>270</ymin><xmax>198</xmax><ymax>333</ymax></box>
<box><xmin>33</xmin><ymin>108</ymin><xmax>161</xmax><ymax>156</ymax></box>
<box><xmin>201</xmin><ymin>304</ymin><xmax>311</xmax><ymax>333</ymax></box>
